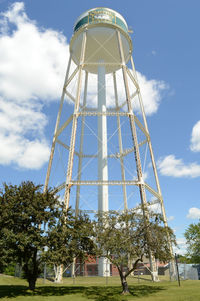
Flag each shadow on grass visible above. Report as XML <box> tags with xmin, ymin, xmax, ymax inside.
<box><xmin>85</xmin><ymin>285</ymin><xmax>165</xmax><ymax>301</ymax></box>
<box><xmin>0</xmin><ymin>284</ymin><xmax>165</xmax><ymax>300</ymax></box>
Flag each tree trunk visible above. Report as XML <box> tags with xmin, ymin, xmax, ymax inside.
<box><xmin>120</xmin><ymin>273</ymin><xmax>130</xmax><ymax>295</ymax></box>
<box><xmin>28</xmin><ymin>277</ymin><xmax>37</xmax><ymax>291</ymax></box>
<box><xmin>54</xmin><ymin>264</ymin><xmax>63</xmax><ymax>283</ymax></box>
<box><xmin>23</xmin><ymin>252</ymin><xmax>39</xmax><ymax>291</ymax></box>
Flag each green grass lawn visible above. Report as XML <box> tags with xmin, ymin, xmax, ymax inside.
<box><xmin>0</xmin><ymin>275</ymin><xmax>200</xmax><ymax>301</ymax></box>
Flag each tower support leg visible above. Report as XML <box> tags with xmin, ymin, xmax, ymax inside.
<box><xmin>54</xmin><ymin>31</ymin><xmax>87</xmax><ymax>283</ymax></box>
<box><xmin>116</xmin><ymin>29</ymin><xmax>159</xmax><ymax>282</ymax></box>
<box><xmin>130</xmin><ymin>57</ymin><xmax>176</xmax><ymax>279</ymax></box>
<box><xmin>113</xmin><ymin>72</ymin><xmax>127</xmax><ymax>210</ymax></box>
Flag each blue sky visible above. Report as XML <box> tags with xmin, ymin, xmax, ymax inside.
<box><xmin>0</xmin><ymin>0</ymin><xmax>200</xmax><ymax>255</ymax></box>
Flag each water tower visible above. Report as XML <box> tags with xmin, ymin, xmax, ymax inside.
<box><xmin>44</xmin><ymin>7</ymin><xmax>175</xmax><ymax>280</ymax></box>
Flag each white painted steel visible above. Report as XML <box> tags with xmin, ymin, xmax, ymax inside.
<box><xmin>44</xmin><ymin>7</ymin><xmax>176</xmax><ymax>281</ymax></box>
<box><xmin>113</xmin><ymin>72</ymin><xmax>127</xmax><ymax>210</ymax></box>
<box><xmin>70</xmin><ymin>26</ymin><xmax>132</xmax><ymax>74</ymax></box>
<box><xmin>74</xmin><ymin>8</ymin><xmax>128</xmax><ymax>31</ymax></box>
<box><xmin>97</xmin><ymin>61</ymin><xmax>110</xmax><ymax>277</ymax></box>
<box><xmin>117</xmin><ymin>29</ymin><xmax>159</xmax><ymax>282</ymax></box>
<box><xmin>75</xmin><ymin>71</ymin><xmax>88</xmax><ymax>216</ymax></box>
<box><xmin>44</xmin><ymin>55</ymin><xmax>72</xmax><ymax>192</ymax></box>
<box><xmin>130</xmin><ymin>57</ymin><xmax>177</xmax><ymax>279</ymax></box>
<box><xmin>98</xmin><ymin>61</ymin><xmax>109</xmax><ymax>213</ymax></box>
<box><xmin>64</xmin><ymin>31</ymin><xmax>87</xmax><ymax>210</ymax></box>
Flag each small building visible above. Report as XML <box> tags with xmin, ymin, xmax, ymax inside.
<box><xmin>69</xmin><ymin>256</ymin><xmax>170</xmax><ymax>277</ymax></box>
<box><xmin>178</xmin><ymin>264</ymin><xmax>200</xmax><ymax>280</ymax></box>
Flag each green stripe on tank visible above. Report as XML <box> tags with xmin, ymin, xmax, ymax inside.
<box><xmin>74</xmin><ymin>16</ymin><xmax>88</xmax><ymax>32</ymax></box>
<box><xmin>74</xmin><ymin>15</ymin><xmax>128</xmax><ymax>33</ymax></box>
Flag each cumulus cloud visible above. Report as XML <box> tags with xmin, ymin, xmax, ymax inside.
<box><xmin>85</xmin><ymin>70</ymin><xmax>167</xmax><ymax>116</ymax></box>
<box><xmin>173</xmin><ymin>237</ymin><xmax>187</xmax><ymax>255</ymax></box>
<box><xmin>0</xmin><ymin>2</ymin><xmax>68</xmax><ymax>169</ymax></box>
<box><xmin>0</xmin><ymin>2</ymin><xmax>68</xmax><ymax>102</ymax></box>
<box><xmin>136</xmin><ymin>72</ymin><xmax>167</xmax><ymax>115</ymax></box>
<box><xmin>0</xmin><ymin>96</ymin><xmax>50</xmax><ymax>169</ymax></box>
<box><xmin>190</xmin><ymin>120</ymin><xmax>200</xmax><ymax>152</ymax></box>
<box><xmin>148</xmin><ymin>202</ymin><xmax>161</xmax><ymax>214</ymax></box>
<box><xmin>187</xmin><ymin>207</ymin><xmax>200</xmax><ymax>219</ymax></box>
<box><xmin>157</xmin><ymin>155</ymin><xmax>200</xmax><ymax>178</ymax></box>
<box><xmin>0</xmin><ymin>2</ymin><xmax>168</xmax><ymax>170</ymax></box>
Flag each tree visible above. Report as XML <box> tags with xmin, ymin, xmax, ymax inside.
<box><xmin>184</xmin><ymin>222</ymin><xmax>200</xmax><ymax>263</ymax></box>
<box><xmin>177</xmin><ymin>254</ymin><xmax>193</xmax><ymax>264</ymax></box>
<box><xmin>44</xmin><ymin>209</ymin><xmax>95</xmax><ymax>282</ymax></box>
<box><xmin>0</xmin><ymin>181</ymin><xmax>60</xmax><ymax>290</ymax></box>
<box><xmin>93</xmin><ymin>210</ymin><xmax>176</xmax><ymax>295</ymax></box>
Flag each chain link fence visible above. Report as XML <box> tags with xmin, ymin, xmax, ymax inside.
<box><xmin>177</xmin><ymin>264</ymin><xmax>200</xmax><ymax>280</ymax></box>
<box><xmin>12</xmin><ymin>261</ymin><xmax>200</xmax><ymax>283</ymax></box>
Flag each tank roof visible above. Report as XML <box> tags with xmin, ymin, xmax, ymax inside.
<box><xmin>74</xmin><ymin>7</ymin><xmax>128</xmax><ymax>33</ymax></box>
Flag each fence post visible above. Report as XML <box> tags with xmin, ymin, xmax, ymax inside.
<box><xmin>175</xmin><ymin>253</ymin><xmax>181</xmax><ymax>286</ymax></box>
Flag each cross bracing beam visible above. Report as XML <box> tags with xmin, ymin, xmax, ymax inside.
<box><xmin>133</xmin><ymin>198</ymin><xmax>161</xmax><ymax>212</ymax></box>
<box><xmin>56</xmin><ymin>115</ymin><xmax>73</xmax><ymax>138</ymax></box>
<box><xmin>71</xmin><ymin>180</ymin><xmax>139</xmax><ymax>185</ymax></box>
<box><xmin>70</xmin><ymin>198</ymin><xmax>161</xmax><ymax>215</ymax></box>
<box><xmin>64</xmin><ymin>66</ymin><xmax>79</xmax><ymax>89</ymax></box>
<box><xmin>55</xmin><ymin>139</ymin><xmax>148</xmax><ymax>160</ymax></box>
<box><xmin>125</xmin><ymin>66</ymin><xmax>139</xmax><ymax>90</ymax></box>
<box><xmin>117</xmin><ymin>90</ymin><xmax>138</xmax><ymax>110</ymax></box>
<box><xmin>108</xmin><ymin>140</ymin><xmax>147</xmax><ymax>158</ymax></box>
<box><xmin>71</xmin><ymin>139</ymin><xmax>147</xmax><ymax>159</ymax></box>
<box><xmin>57</xmin><ymin>139</ymin><xmax>80</xmax><ymax>157</ymax></box>
<box><xmin>78</xmin><ymin>111</ymin><xmax>130</xmax><ymax>116</ymax></box>
<box><xmin>53</xmin><ymin>181</ymin><xmax>162</xmax><ymax>206</ymax></box>
<box><xmin>65</xmin><ymin>90</ymin><xmax>76</xmax><ymax>103</ymax></box>
<box><xmin>145</xmin><ymin>183</ymin><xmax>163</xmax><ymax>201</ymax></box>
<box><xmin>130</xmin><ymin>90</ymin><xmax>139</xmax><ymax>101</ymax></box>
<box><xmin>134</xmin><ymin>115</ymin><xmax>150</xmax><ymax>139</ymax></box>
<box><xmin>53</xmin><ymin>180</ymin><xmax>139</xmax><ymax>193</ymax></box>
<box><xmin>55</xmin><ymin>112</ymin><xmax>149</xmax><ymax>142</ymax></box>
<box><xmin>81</xmin><ymin>107</ymin><xmax>118</xmax><ymax>112</ymax></box>
<box><xmin>77</xmin><ymin>111</ymin><xmax>150</xmax><ymax>138</ymax></box>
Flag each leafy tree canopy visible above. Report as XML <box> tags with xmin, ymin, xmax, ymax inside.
<box><xmin>0</xmin><ymin>181</ymin><xmax>60</xmax><ymax>290</ymax></box>
<box><xmin>93</xmin><ymin>210</ymin><xmax>176</xmax><ymax>294</ymax></box>
<box><xmin>0</xmin><ymin>181</ymin><xmax>96</xmax><ymax>288</ymax></box>
<box><xmin>44</xmin><ymin>209</ymin><xmax>95</xmax><ymax>282</ymax></box>
<box><xmin>177</xmin><ymin>254</ymin><xmax>193</xmax><ymax>264</ymax></box>
<box><xmin>184</xmin><ymin>222</ymin><xmax>200</xmax><ymax>263</ymax></box>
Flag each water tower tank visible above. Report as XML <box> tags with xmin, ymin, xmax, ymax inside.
<box><xmin>70</xmin><ymin>7</ymin><xmax>132</xmax><ymax>74</ymax></box>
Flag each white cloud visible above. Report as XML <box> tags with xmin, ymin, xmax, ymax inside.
<box><xmin>0</xmin><ymin>98</ymin><xmax>46</xmax><ymax>135</ymax></box>
<box><xmin>173</xmin><ymin>237</ymin><xmax>187</xmax><ymax>255</ymax></box>
<box><xmin>0</xmin><ymin>133</ymin><xmax>50</xmax><ymax>169</ymax></box>
<box><xmin>167</xmin><ymin>216</ymin><xmax>174</xmax><ymax>221</ymax></box>
<box><xmin>0</xmin><ymin>97</ymin><xmax>50</xmax><ymax>169</ymax></box>
<box><xmin>190</xmin><ymin>120</ymin><xmax>200</xmax><ymax>152</ymax></box>
<box><xmin>85</xmin><ymin>70</ymin><xmax>167</xmax><ymax>116</ymax></box>
<box><xmin>136</xmin><ymin>71</ymin><xmax>167</xmax><ymax>115</ymax></box>
<box><xmin>0</xmin><ymin>2</ymin><xmax>168</xmax><ymax>170</ymax></box>
<box><xmin>148</xmin><ymin>202</ymin><xmax>161</xmax><ymax>214</ymax></box>
<box><xmin>187</xmin><ymin>207</ymin><xmax>200</xmax><ymax>219</ymax></box>
<box><xmin>157</xmin><ymin>155</ymin><xmax>200</xmax><ymax>178</ymax></box>
<box><xmin>0</xmin><ymin>2</ymin><xmax>68</xmax><ymax>102</ymax></box>
<box><xmin>0</xmin><ymin>2</ymin><xmax>67</xmax><ymax>169</ymax></box>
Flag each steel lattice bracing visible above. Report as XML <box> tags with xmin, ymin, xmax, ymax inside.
<box><xmin>44</xmin><ymin>16</ymin><xmax>176</xmax><ymax>281</ymax></box>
